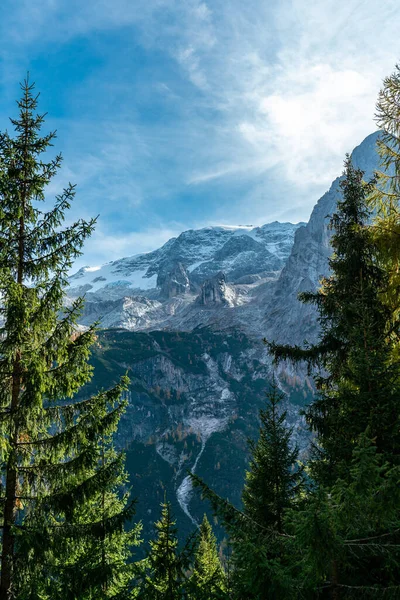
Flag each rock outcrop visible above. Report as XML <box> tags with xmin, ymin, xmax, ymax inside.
<box><xmin>198</xmin><ymin>272</ymin><xmax>234</xmax><ymax>306</ymax></box>
<box><xmin>157</xmin><ymin>262</ymin><xmax>190</xmax><ymax>299</ymax></box>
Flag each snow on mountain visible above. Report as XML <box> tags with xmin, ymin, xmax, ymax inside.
<box><xmin>68</xmin><ymin>222</ymin><xmax>304</xmax><ymax>330</ymax></box>
<box><xmin>69</xmin><ymin>222</ymin><xmax>302</xmax><ymax>296</ymax></box>
<box><xmin>69</xmin><ymin>260</ymin><xmax>158</xmax><ymax>297</ymax></box>
<box><xmin>69</xmin><ymin>131</ymin><xmax>382</xmax><ymax>340</ymax></box>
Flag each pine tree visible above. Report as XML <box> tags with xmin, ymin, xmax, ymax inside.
<box><xmin>188</xmin><ymin>515</ymin><xmax>226</xmax><ymax>600</ymax></box>
<box><xmin>140</xmin><ymin>501</ymin><xmax>188</xmax><ymax>600</ymax></box>
<box><xmin>0</xmin><ymin>78</ymin><xmax>140</xmax><ymax>599</ymax></box>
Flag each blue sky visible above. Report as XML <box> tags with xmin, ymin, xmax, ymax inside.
<box><xmin>0</xmin><ymin>0</ymin><xmax>399</xmax><ymax>268</ymax></box>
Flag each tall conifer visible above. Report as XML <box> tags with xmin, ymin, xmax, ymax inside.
<box><xmin>267</xmin><ymin>155</ymin><xmax>400</xmax><ymax>593</ymax></box>
<box><xmin>192</xmin><ymin>381</ymin><xmax>302</xmax><ymax>599</ymax></box>
<box><xmin>267</xmin><ymin>158</ymin><xmax>399</xmax><ymax>482</ymax></box>
<box><xmin>0</xmin><ymin>79</ymin><xmax>139</xmax><ymax>599</ymax></box>
<box><xmin>242</xmin><ymin>379</ymin><xmax>302</xmax><ymax>533</ymax></box>
<box><xmin>230</xmin><ymin>380</ymin><xmax>302</xmax><ymax>600</ymax></box>
<box><xmin>140</xmin><ymin>501</ymin><xmax>187</xmax><ymax>600</ymax></box>
<box><xmin>188</xmin><ymin>515</ymin><xmax>226</xmax><ymax>600</ymax></box>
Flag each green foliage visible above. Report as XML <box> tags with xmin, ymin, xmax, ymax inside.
<box><xmin>288</xmin><ymin>435</ymin><xmax>400</xmax><ymax>597</ymax></box>
<box><xmin>266</xmin><ymin>134</ymin><xmax>400</xmax><ymax>592</ymax></box>
<box><xmin>369</xmin><ymin>65</ymin><xmax>400</xmax><ymax>365</ymax></box>
<box><xmin>191</xmin><ymin>380</ymin><xmax>304</xmax><ymax>599</ymax></box>
<box><xmin>268</xmin><ymin>157</ymin><xmax>400</xmax><ymax>484</ymax></box>
<box><xmin>231</xmin><ymin>382</ymin><xmax>304</xmax><ymax>600</ymax></box>
<box><xmin>188</xmin><ymin>515</ymin><xmax>226</xmax><ymax>600</ymax></box>
<box><xmin>0</xmin><ymin>79</ymin><xmax>140</xmax><ymax>598</ymax></box>
<box><xmin>242</xmin><ymin>379</ymin><xmax>303</xmax><ymax>533</ymax></box>
<box><xmin>46</xmin><ymin>438</ymin><xmax>143</xmax><ymax>599</ymax></box>
<box><xmin>139</xmin><ymin>501</ymin><xmax>191</xmax><ymax>600</ymax></box>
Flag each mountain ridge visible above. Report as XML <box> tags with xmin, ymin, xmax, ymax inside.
<box><xmin>69</xmin><ymin>132</ymin><xmax>382</xmax><ymax>342</ymax></box>
<box><xmin>68</xmin><ymin>221</ymin><xmax>304</xmax><ymax>332</ymax></box>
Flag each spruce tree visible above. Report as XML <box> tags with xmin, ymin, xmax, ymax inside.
<box><xmin>140</xmin><ymin>501</ymin><xmax>187</xmax><ymax>600</ymax></box>
<box><xmin>188</xmin><ymin>515</ymin><xmax>226</xmax><ymax>600</ymax></box>
<box><xmin>0</xmin><ymin>79</ymin><xmax>139</xmax><ymax>599</ymax></box>
<box><xmin>50</xmin><ymin>435</ymin><xmax>142</xmax><ymax>599</ymax></box>
<box><xmin>290</xmin><ymin>434</ymin><xmax>400</xmax><ymax>597</ymax></box>
<box><xmin>267</xmin><ymin>157</ymin><xmax>399</xmax><ymax>483</ymax></box>
<box><xmin>266</xmin><ymin>154</ymin><xmax>400</xmax><ymax>593</ymax></box>
<box><xmin>242</xmin><ymin>379</ymin><xmax>302</xmax><ymax>533</ymax></box>
<box><xmin>231</xmin><ymin>380</ymin><xmax>302</xmax><ymax>600</ymax></box>
<box><xmin>192</xmin><ymin>380</ymin><xmax>303</xmax><ymax>599</ymax></box>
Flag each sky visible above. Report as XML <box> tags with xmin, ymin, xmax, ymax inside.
<box><xmin>0</xmin><ymin>0</ymin><xmax>399</xmax><ymax>269</ymax></box>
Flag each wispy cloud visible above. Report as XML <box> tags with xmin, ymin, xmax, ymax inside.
<box><xmin>168</xmin><ymin>0</ymin><xmax>398</xmax><ymax>190</ymax></box>
<box><xmin>1</xmin><ymin>0</ymin><xmax>399</xmax><ymax>263</ymax></box>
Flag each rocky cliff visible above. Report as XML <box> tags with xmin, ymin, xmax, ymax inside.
<box><xmin>68</xmin><ymin>222</ymin><xmax>304</xmax><ymax>332</ymax></box>
<box><xmin>81</xmin><ymin>328</ymin><xmax>310</xmax><ymax>542</ymax></box>
<box><xmin>264</xmin><ymin>131</ymin><xmax>381</xmax><ymax>346</ymax></box>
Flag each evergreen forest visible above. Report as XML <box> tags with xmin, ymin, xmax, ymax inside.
<box><xmin>0</xmin><ymin>63</ymin><xmax>399</xmax><ymax>599</ymax></box>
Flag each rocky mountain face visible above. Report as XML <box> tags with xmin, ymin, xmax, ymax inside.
<box><xmin>71</xmin><ymin>131</ymin><xmax>382</xmax><ymax>539</ymax></box>
<box><xmin>198</xmin><ymin>272</ymin><xmax>233</xmax><ymax>306</ymax></box>
<box><xmin>264</xmin><ymin>131</ymin><xmax>381</xmax><ymax>347</ymax></box>
<box><xmin>80</xmin><ymin>328</ymin><xmax>311</xmax><ymax>543</ymax></box>
<box><xmin>68</xmin><ymin>222</ymin><xmax>304</xmax><ymax>332</ymax></box>
<box><xmin>158</xmin><ymin>262</ymin><xmax>190</xmax><ymax>299</ymax></box>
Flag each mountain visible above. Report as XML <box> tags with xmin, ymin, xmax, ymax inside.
<box><xmin>71</xmin><ymin>131</ymin><xmax>382</xmax><ymax>540</ymax></box>
<box><xmin>70</xmin><ymin>222</ymin><xmax>303</xmax><ymax>296</ymax></box>
<box><xmin>80</xmin><ymin>328</ymin><xmax>311</xmax><ymax>545</ymax></box>
<box><xmin>264</xmin><ymin>131</ymin><xmax>381</xmax><ymax>347</ymax></box>
<box><xmin>68</xmin><ymin>222</ymin><xmax>304</xmax><ymax>333</ymax></box>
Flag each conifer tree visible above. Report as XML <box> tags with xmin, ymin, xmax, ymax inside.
<box><xmin>50</xmin><ymin>434</ymin><xmax>142</xmax><ymax>599</ymax></box>
<box><xmin>290</xmin><ymin>434</ymin><xmax>400</xmax><ymax>597</ymax></box>
<box><xmin>140</xmin><ymin>501</ymin><xmax>188</xmax><ymax>600</ymax></box>
<box><xmin>267</xmin><ymin>158</ymin><xmax>400</xmax><ymax>483</ymax></box>
<box><xmin>242</xmin><ymin>379</ymin><xmax>302</xmax><ymax>533</ymax></box>
<box><xmin>230</xmin><ymin>380</ymin><xmax>302</xmax><ymax>600</ymax></box>
<box><xmin>0</xmin><ymin>78</ymin><xmax>139</xmax><ymax>599</ymax></box>
<box><xmin>188</xmin><ymin>515</ymin><xmax>226</xmax><ymax>600</ymax></box>
<box><xmin>266</xmin><ymin>154</ymin><xmax>400</xmax><ymax>593</ymax></box>
<box><xmin>192</xmin><ymin>380</ymin><xmax>303</xmax><ymax>599</ymax></box>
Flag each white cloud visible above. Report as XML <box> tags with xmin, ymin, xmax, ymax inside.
<box><xmin>176</xmin><ymin>45</ymin><xmax>209</xmax><ymax>90</ymax></box>
<box><xmin>5</xmin><ymin>1</ymin><xmax>397</xmax><ymax>191</ymax></box>
<box><xmin>228</xmin><ymin>0</ymin><xmax>398</xmax><ymax>187</ymax></box>
<box><xmin>2</xmin><ymin>0</ymin><xmax>400</xmax><ymax>256</ymax></box>
<box><xmin>73</xmin><ymin>225</ymin><xmax>183</xmax><ymax>271</ymax></box>
<box><xmin>248</xmin><ymin>65</ymin><xmax>375</xmax><ymax>185</ymax></box>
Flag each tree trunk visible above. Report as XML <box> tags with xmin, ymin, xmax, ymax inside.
<box><xmin>331</xmin><ymin>559</ymin><xmax>340</xmax><ymax>600</ymax></box>
<box><xmin>0</xmin><ymin>357</ymin><xmax>21</xmax><ymax>600</ymax></box>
